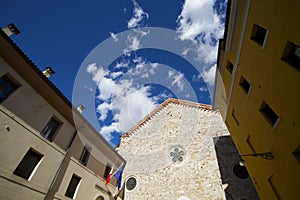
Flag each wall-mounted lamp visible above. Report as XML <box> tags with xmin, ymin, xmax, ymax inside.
<box><xmin>239</xmin><ymin>152</ymin><xmax>274</xmax><ymax>166</ymax></box>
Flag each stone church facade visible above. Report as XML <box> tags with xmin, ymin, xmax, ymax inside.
<box><xmin>117</xmin><ymin>98</ymin><xmax>258</xmax><ymax>200</ymax></box>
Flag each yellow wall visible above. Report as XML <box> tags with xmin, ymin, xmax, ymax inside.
<box><xmin>216</xmin><ymin>0</ymin><xmax>300</xmax><ymax>199</ymax></box>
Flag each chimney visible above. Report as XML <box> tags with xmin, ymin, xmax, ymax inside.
<box><xmin>2</xmin><ymin>23</ymin><xmax>20</xmax><ymax>37</ymax></box>
<box><xmin>43</xmin><ymin>67</ymin><xmax>55</xmax><ymax>78</ymax></box>
<box><xmin>77</xmin><ymin>105</ymin><xmax>85</xmax><ymax>114</ymax></box>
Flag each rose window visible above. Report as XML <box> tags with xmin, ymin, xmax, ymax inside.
<box><xmin>170</xmin><ymin>147</ymin><xmax>185</xmax><ymax>163</ymax></box>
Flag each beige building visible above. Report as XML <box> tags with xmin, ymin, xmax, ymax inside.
<box><xmin>0</xmin><ymin>29</ymin><xmax>125</xmax><ymax>199</ymax></box>
<box><xmin>118</xmin><ymin>98</ymin><xmax>258</xmax><ymax>200</ymax></box>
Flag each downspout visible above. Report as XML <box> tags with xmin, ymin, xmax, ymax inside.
<box><xmin>44</xmin><ymin>124</ymin><xmax>86</xmax><ymax>200</ymax></box>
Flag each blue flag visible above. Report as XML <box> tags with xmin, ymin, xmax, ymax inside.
<box><xmin>113</xmin><ymin>164</ymin><xmax>124</xmax><ymax>190</ymax></box>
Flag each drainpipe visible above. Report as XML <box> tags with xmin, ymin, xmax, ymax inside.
<box><xmin>44</xmin><ymin>124</ymin><xmax>86</xmax><ymax>200</ymax></box>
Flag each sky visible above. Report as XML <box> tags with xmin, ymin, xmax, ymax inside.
<box><xmin>1</xmin><ymin>0</ymin><xmax>227</xmax><ymax>147</ymax></box>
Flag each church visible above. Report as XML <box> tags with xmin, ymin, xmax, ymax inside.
<box><xmin>117</xmin><ymin>98</ymin><xmax>258</xmax><ymax>199</ymax></box>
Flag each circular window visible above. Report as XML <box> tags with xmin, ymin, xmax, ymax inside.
<box><xmin>95</xmin><ymin>196</ymin><xmax>104</xmax><ymax>200</ymax></box>
<box><xmin>233</xmin><ymin>165</ymin><xmax>249</xmax><ymax>179</ymax></box>
<box><xmin>126</xmin><ymin>177</ymin><xmax>137</xmax><ymax>191</ymax></box>
<box><xmin>170</xmin><ymin>146</ymin><xmax>185</xmax><ymax>163</ymax></box>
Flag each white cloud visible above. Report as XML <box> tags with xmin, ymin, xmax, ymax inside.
<box><xmin>167</xmin><ymin>70</ymin><xmax>185</xmax><ymax>91</ymax></box>
<box><xmin>176</xmin><ymin>0</ymin><xmax>225</xmax><ymax>86</ymax></box>
<box><xmin>177</xmin><ymin>0</ymin><xmax>224</xmax><ymax>42</ymax></box>
<box><xmin>97</xmin><ymin>102</ymin><xmax>112</xmax><ymax>121</ymax></box>
<box><xmin>109</xmin><ymin>32</ymin><xmax>119</xmax><ymax>42</ymax></box>
<box><xmin>199</xmin><ymin>86</ymin><xmax>208</xmax><ymax>92</ymax></box>
<box><xmin>114</xmin><ymin>60</ymin><xmax>129</xmax><ymax>69</ymax></box>
<box><xmin>123</xmin><ymin>0</ymin><xmax>150</xmax><ymax>55</ymax></box>
<box><xmin>200</xmin><ymin>64</ymin><xmax>216</xmax><ymax>86</ymax></box>
<box><xmin>127</xmin><ymin>34</ymin><xmax>141</xmax><ymax>51</ymax></box>
<box><xmin>168</xmin><ymin>70</ymin><xmax>174</xmax><ymax>78</ymax></box>
<box><xmin>110</xmin><ymin>71</ymin><xmax>123</xmax><ymax>79</ymax></box>
<box><xmin>87</xmin><ymin>63</ymin><xmax>159</xmax><ymax>141</ymax></box>
<box><xmin>127</xmin><ymin>0</ymin><xmax>149</xmax><ymax>29</ymax></box>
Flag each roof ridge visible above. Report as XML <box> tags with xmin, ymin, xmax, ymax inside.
<box><xmin>121</xmin><ymin>98</ymin><xmax>214</xmax><ymax>139</ymax></box>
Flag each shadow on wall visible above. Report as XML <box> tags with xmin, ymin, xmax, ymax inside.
<box><xmin>213</xmin><ymin>135</ymin><xmax>260</xmax><ymax>200</ymax></box>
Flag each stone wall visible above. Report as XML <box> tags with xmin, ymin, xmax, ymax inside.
<box><xmin>118</xmin><ymin>102</ymin><xmax>230</xmax><ymax>199</ymax></box>
<box><xmin>118</xmin><ymin>101</ymin><xmax>259</xmax><ymax>200</ymax></box>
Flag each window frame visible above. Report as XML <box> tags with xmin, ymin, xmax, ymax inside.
<box><xmin>103</xmin><ymin>164</ymin><xmax>112</xmax><ymax>179</ymax></box>
<box><xmin>13</xmin><ymin>148</ymin><xmax>43</xmax><ymax>180</ymax></box>
<box><xmin>250</xmin><ymin>24</ymin><xmax>268</xmax><ymax>49</ymax></box>
<box><xmin>40</xmin><ymin>116</ymin><xmax>62</xmax><ymax>142</ymax></box>
<box><xmin>226</xmin><ymin>60</ymin><xmax>234</xmax><ymax>74</ymax></box>
<box><xmin>0</xmin><ymin>74</ymin><xmax>20</xmax><ymax>103</ymax></box>
<box><xmin>259</xmin><ymin>102</ymin><xmax>280</xmax><ymax>130</ymax></box>
<box><xmin>65</xmin><ymin>174</ymin><xmax>81</xmax><ymax>199</ymax></box>
<box><xmin>292</xmin><ymin>145</ymin><xmax>300</xmax><ymax>164</ymax></box>
<box><xmin>239</xmin><ymin>76</ymin><xmax>252</xmax><ymax>96</ymax></box>
<box><xmin>281</xmin><ymin>41</ymin><xmax>300</xmax><ymax>71</ymax></box>
<box><xmin>79</xmin><ymin>146</ymin><xmax>91</xmax><ymax>166</ymax></box>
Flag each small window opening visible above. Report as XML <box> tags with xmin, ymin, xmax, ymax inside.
<box><xmin>281</xmin><ymin>41</ymin><xmax>300</xmax><ymax>71</ymax></box>
<box><xmin>79</xmin><ymin>146</ymin><xmax>90</xmax><ymax>166</ymax></box>
<box><xmin>232</xmin><ymin>109</ymin><xmax>239</xmax><ymax>126</ymax></box>
<box><xmin>239</xmin><ymin>76</ymin><xmax>251</xmax><ymax>95</ymax></box>
<box><xmin>41</xmin><ymin>117</ymin><xmax>61</xmax><ymax>141</ymax></box>
<box><xmin>0</xmin><ymin>74</ymin><xmax>19</xmax><ymax>103</ymax></box>
<box><xmin>103</xmin><ymin>164</ymin><xmax>112</xmax><ymax>179</ymax></box>
<box><xmin>260</xmin><ymin>102</ymin><xmax>279</xmax><ymax>127</ymax></box>
<box><xmin>293</xmin><ymin>145</ymin><xmax>300</xmax><ymax>164</ymax></box>
<box><xmin>65</xmin><ymin>174</ymin><xmax>81</xmax><ymax>198</ymax></box>
<box><xmin>226</xmin><ymin>61</ymin><xmax>234</xmax><ymax>74</ymax></box>
<box><xmin>251</xmin><ymin>24</ymin><xmax>268</xmax><ymax>46</ymax></box>
<box><xmin>13</xmin><ymin>148</ymin><xmax>43</xmax><ymax>180</ymax></box>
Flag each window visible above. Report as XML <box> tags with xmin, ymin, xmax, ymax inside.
<box><xmin>103</xmin><ymin>164</ymin><xmax>112</xmax><ymax>179</ymax></box>
<box><xmin>226</xmin><ymin>61</ymin><xmax>234</xmax><ymax>74</ymax></box>
<box><xmin>251</xmin><ymin>24</ymin><xmax>268</xmax><ymax>47</ymax></box>
<box><xmin>79</xmin><ymin>146</ymin><xmax>90</xmax><ymax>166</ymax></box>
<box><xmin>281</xmin><ymin>41</ymin><xmax>300</xmax><ymax>71</ymax></box>
<box><xmin>260</xmin><ymin>102</ymin><xmax>279</xmax><ymax>128</ymax></box>
<box><xmin>41</xmin><ymin>117</ymin><xmax>61</xmax><ymax>141</ymax></box>
<box><xmin>268</xmin><ymin>175</ymin><xmax>281</xmax><ymax>199</ymax></box>
<box><xmin>0</xmin><ymin>74</ymin><xmax>19</xmax><ymax>102</ymax></box>
<box><xmin>65</xmin><ymin>174</ymin><xmax>81</xmax><ymax>199</ymax></box>
<box><xmin>126</xmin><ymin>177</ymin><xmax>137</xmax><ymax>191</ymax></box>
<box><xmin>232</xmin><ymin>109</ymin><xmax>239</xmax><ymax>126</ymax></box>
<box><xmin>239</xmin><ymin>76</ymin><xmax>251</xmax><ymax>95</ymax></box>
<box><xmin>246</xmin><ymin>135</ymin><xmax>256</xmax><ymax>153</ymax></box>
<box><xmin>13</xmin><ymin>148</ymin><xmax>43</xmax><ymax>180</ymax></box>
<box><xmin>293</xmin><ymin>145</ymin><xmax>300</xmax><ymax>164</ymax></box>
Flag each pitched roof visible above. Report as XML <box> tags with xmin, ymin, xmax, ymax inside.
<box><xmin>121</xmin><ymin>98</ymin><xmax>214</xmax><ymax>139</ymax></box>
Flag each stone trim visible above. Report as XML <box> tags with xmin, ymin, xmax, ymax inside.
<box><xmin>121</xmin><ymin>98</ymin><xmax>215</xmax><ymax>139</ymax></box>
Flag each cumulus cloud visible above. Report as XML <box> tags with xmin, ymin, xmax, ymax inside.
<box><xmin>87</xmin><ymin>62</ymin><xmax>159</xmax><ymax>141</ymax></box>
<box><xmin>200</xmin><ymin>64</ymin><xmax>216</xmax><ymax>86</ymax></box>
<box><xmin>177</xmin><ymin>0</ymin><xmax>226</xmax><ymax>86</ymax></box>
<box><xmin>127</xmin><ymin>0</ymin><xmax>149</xmax><ymax>29</ymax></box>
<box><xmin>123</xmin><ymin>0</ymin><xmax>150</xmax><ymax>55</ymax></box>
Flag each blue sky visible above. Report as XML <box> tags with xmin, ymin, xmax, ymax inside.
<box><xmin>1</xmin><ymin>0</ymin><xmax>227</xmax><ymax>146</ymax></box>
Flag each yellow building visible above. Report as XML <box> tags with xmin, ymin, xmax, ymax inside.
<box><xmin>0</xmin><ymin>28</ymin><xmax>125</xmax><ymax>199</ymax></box>
<box><xmin>213</xmin><ymin>0</ymin><xmax>300</xmax><ymax>199</ymax></box>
